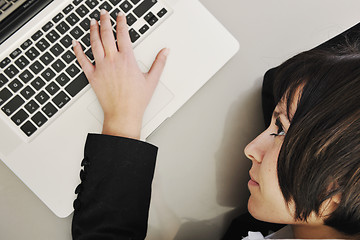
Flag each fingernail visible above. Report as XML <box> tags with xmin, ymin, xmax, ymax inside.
<box><xmin>100</xmin><ymin>9</ymin><xmax>107</xmax><ymax>15</ymax></box>
<box><xmin>72</xmin><ymin>40</ymin><xmax>77</xmax><ymax>47</ymax></box>
<box><xmin>90</xmin><ymin>18</ymin><xmax>96</xmax><ymax>25</ymax></box>
<box><xmin>117</xmin><ymin>11</ymin><xmax>124</xmax><ymax>17</ymax></box>
<box><xmin>163</xmin><ymin>48</ymin><xmax>170</xmax><ymax>57</ymax></box>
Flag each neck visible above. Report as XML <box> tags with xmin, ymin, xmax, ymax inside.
<box><xmin>291</xmin><ymin>224</ymin><xmax>350</xmax><ymax>239</ymax></box>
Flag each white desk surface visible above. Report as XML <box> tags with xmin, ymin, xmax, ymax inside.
<box><xmin>1</xmin><ymin>0</ymin><xmax>360</xmax><ymax>239</ymax></box>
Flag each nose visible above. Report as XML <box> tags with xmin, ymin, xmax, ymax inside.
<box><xmin>244</xmin><ymin>130</ymin><xmax>268</xmax><ymax>164</ymax></box>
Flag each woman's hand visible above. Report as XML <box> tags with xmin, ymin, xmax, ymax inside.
<box><xmin>73</xmin><ymin>10</ymin><xmax>169</xmax><ymax>139</ymax></box>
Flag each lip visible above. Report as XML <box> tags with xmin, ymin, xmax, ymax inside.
<box><xmin>248</xmin><ymin>172</ymin><xmax>259</xmax><ymax>187</ymax></box>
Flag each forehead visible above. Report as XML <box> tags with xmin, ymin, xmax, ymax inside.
<box><xmin>274</xmin><ymin>86</ymin><xmax>303</xmax><ymax>122</ymax></box>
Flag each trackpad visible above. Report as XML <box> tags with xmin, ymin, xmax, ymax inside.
<box><xmin>87</xmin><ymin>81</ymin><xmax>174</xmax><ymax>127</ymax></box>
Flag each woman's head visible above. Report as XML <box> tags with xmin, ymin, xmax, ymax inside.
<box><xmin>245</xmin><ymin>43</ymin><xmax>360</xmax><ymax>236</ymax></box>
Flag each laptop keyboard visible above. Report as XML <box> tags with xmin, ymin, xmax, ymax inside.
<box><xmin>0</xmin><ymin>0</ymin><xmax>171</xmax><ymax>138</ymax></box>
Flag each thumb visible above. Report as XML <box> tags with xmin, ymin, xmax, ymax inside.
<box><xmin>147</xmin><ymin>48</ymin><xmax>170</xmax><ymax>85</ymax></box>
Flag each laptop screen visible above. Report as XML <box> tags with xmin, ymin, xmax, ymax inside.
<box><xmin>0</xmin><ymin>0</ymin><xmax>53</xmax><ymax>44</ymax></box>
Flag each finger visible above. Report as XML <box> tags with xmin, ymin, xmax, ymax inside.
<box><xmin>72</xmin><ymin>40</ymin><xmax>95</xmax><ymax>77</ymax></box>
<box><xmin>116</xmin><ymin>12</ymin><xmax>132</xmax><ymax>53</ymax></box>
<box><xmin>147</xmin><ymin>48</ymin><xmax>170</xmax><ymax>85</ymax></box>
<box><xmin>99</xmin><ymin>9</ymin><xmax>117</xmax><ymax>56</ymax></box>
<box><xmin>89</xmin><ymin>18</ymin><xmax>105</xmax><ymax>60</ymax></box>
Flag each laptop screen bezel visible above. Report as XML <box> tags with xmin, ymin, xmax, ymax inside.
<box><xmin>0</xmin><ymin>0</ymin><xmax>54</xmax><ymax>44</ymax></box>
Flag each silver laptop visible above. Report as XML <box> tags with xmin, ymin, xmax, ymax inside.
<box><xmin>0</xmin><ymin>0</ymin><xmax>239</xmax><ymax>217</ymax></box>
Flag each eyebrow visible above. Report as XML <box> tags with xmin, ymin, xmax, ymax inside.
<box><xmin>273</xmin><ymin>110</ymin><xmax>290</xmax><ymax>126</ymax></box>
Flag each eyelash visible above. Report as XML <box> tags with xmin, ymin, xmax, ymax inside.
<box><xmin>270</xmin><ymin>118</ymin><xmax>286</xmax><ymax>137</ymax></box>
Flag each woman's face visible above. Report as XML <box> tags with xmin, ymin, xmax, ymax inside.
<box><xmin>244</xmin><ymin>100</ymin><xmax>297</xmax><ymax>224</ymax></box>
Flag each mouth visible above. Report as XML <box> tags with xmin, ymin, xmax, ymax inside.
<box><xmin>248</xmin><ymin>172</ymin><xmax>259</xmax><ymax>187</ymax></box>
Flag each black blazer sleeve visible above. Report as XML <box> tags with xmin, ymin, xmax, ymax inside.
<box><xmin>72</xmin><ymin>133</ymin><xmax>158</xmax><ymax>240</ymax></box>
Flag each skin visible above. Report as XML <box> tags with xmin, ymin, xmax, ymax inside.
<box><xmin>73</xmin><ymin>9</ymin><xmax>169</xmax><ymax>140</ymax></box>
<box><xmin>244</xmin><ymin>98</ymin><xmax>350</xmax><ymax>238</ymax></box>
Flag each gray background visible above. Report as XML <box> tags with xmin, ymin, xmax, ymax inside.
<box><xmin>1</xmin><ymin>0</ymin><xmax>360</xmax><ymax>239</ymax></box>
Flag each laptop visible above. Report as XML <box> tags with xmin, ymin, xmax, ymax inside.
<box><xmin>0</xmin><ymin>0</ymin><xmax>239</xmax><ymax>217</ymax></box>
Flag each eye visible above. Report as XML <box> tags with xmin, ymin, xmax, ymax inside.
<box><xmin>270</xmin><ymin>118</ymin><xmax>286</xmax><ymax>137</ymax></box>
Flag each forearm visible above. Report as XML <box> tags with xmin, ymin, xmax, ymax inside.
<box><xmin>72</xmin><ymin>134</ymin><xmax>158</xmax><ymax>240</ymax></box>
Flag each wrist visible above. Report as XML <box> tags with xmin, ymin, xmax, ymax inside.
<box><xmin>102</xmin><ymin>114</ymin><xmax>143</xmax><ymax>139</ymax></box>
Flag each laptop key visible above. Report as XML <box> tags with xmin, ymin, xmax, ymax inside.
<box><xmin>46</xmin><ymin>30</ymin><xmax>61</xmax><ymax>43</ymax></box>
<box><xmin>73</xmin><ymin>0</ymin><xmax>82</xmax><ymax>6</ymax></box>
<box><xmin>29</xmin><ymin>60</ymin><xmax>44</xmax><ymax>75</ymax></box>
<box><xmin>76</xmin><ymin>4</ymin><xmax>89</xmax><ymax>17</ymax></box>
<box><xmin>42</xmin><ymin>102</ymin><xmax>58</xmax><ymax>118</ymax></box>
<box><xmin>63</xmin><ymin>4</ymin><xmax>74</xmax><ymax>14</ymax></box>
<box><xmin>144</xmin><ymin>12</ymin><xmax>158</xmax><ymax>26</ymax></box>
<box><xmin>129</xmin><ymin>28</ymin><xmax>140</xmax><ymax>43</ymax></box>
<box><xmin>133</xmin><ymin>0</ymin><xmax>157</xmax><ymax>18</ymax></box>
<box><xmin>130</xmin><ymin>0</ymin><xmax>141</xmax><ymax>4</ymax></box>
<box><xmin>70</xmin><ymin>26</ymin><xmax>84</xmax><ymax>40</ymax></box>
<box><xmin>85</xmin><ymin>48</ymin><xmax>94</xmax><ymax>61</ymax></box>
<box><xmin>80</xmin><ymin>18</ymin><xmax>91</xmax><ymax>31</ymax></box>
<box><xmin>14</xmin><ymin>56</ymin><xmax>29</xmax><ymax>70</ymax></box>
<box><xmin>45</xmin><ymin>82</ymin><xmax>60</xmax><ymax>95</ymax></box>
<box><xmin>55</xmin><ymin>73</ymin><xmax>70</xmax><ymax>86</ymax></box>
<box><xmin>50</xmin><ymin>43</ymin><xmax>64</xmax><ymax>57</ymax></box>
<box><xmin>32</xmin><ymin>111</ymin><xmax>48</xmax><ymax>127</ymax></box>
<box><xmin>11</xmin><ymin>109</ymin><xmax>29</xmax><ymax>126</ymax></box>
<box><xmin>8</xmin><ymin>79</ymin><xmax>23</xmax><ymax>93</ymax></box>
<box><xmin>126</xmin><ymin>13</ymin><xmax>137</xmax><ymax>26</ymax></box>
<box><xmin>2</xmin><ymin>95</ymin><xmax>25</xmax><ymax>116</ymax></box>
<box><xmin>52</xmin><ymin>13</ymin><xmax>64</xmax><ymax>23</ymax></box>
<box><xmin>20</xmin><ymin>86</ymin><xmax>35</xmax><ymax>100</ymax></box>
<box><xmin>89</xmin><ymin>9</ymin><xmax>100</xmax><ymax>21</ymax></box>
<box><xmin>31</xmin><ymin>77</ymin><xmax>45</xmax><ymax>91</ymax></box>
<box><xmin>41</xmin><ymin>68</ymin><xmax>56</xmax><ymax>82</ymax></box>
<box><xmin>20</xmin><ymin>121</ymin><xmax>37</xmax><ymax>137</ymax></box>
<box><xmin>85</xmin><ymin>0</ymin><xmax>99</xmax><ymax>9</ymax></box>
<box><xmin>24</xmin><ymin>100</ymin><xmax>39</xmax><ymax>114</ymax></box>
<box><xmin>81</xmin><ymin>33</ymin><xmax>91</xmax><ymax>47</ymax></box>
<box><xmin>139</xmin><ymin>24</ymin><xmax>149</xmax><ymax>34</ymax></box>
<box><xmin>42</xmin><ymin>21</ymin><xmax>54</xmax><ymax>32</ymax></box>
<box><xmin>62</xmin><ymin>50</ymin><xmax>76</xmax><ymax>64</ymax></box>
<box><xmin>52</xmin><ymin>91</ymin><xmax>70</xmax><ymax>109</ymax></box>
<box><xmin>31</xmin><ymin>30</ymin><xmax>43</xmax><ymax>41</ymax></box>
<box><xmin>25</xmin><ymin>47</ymin><xmax>40</xmax><ymax>60</ymax></box>
<box><xmin>110</xmin><ymin>8</ymin><xmax>120</xmax><ymax>20</ymax></box>
<box><xmin>65</xmin><ymin>72</ymin><xmax>89</xmax><ymax>97</ymax></box>
<box><xmin>39</xmin><ymin>52</ymin><xmax>55</xmax><ymax>66</ymax></box>
<box><xmin>56</xmin><ymin>21</ymin><xmax>70</xmax><ymax>34</ymax></box>
<box><xmin>99</xmin><ymin>2</ymin><xmax>112</xmax><ymax>11</ymax></box>
<box><xmin>0</xmin><ymin>57</ymin><xmax>11</xmax><ymax>69</ymax></box>
<box><xmin>157</xmin><ymin>8</ymin><xmax>167</xmax><ymax>18</ymax></box>
<box><xmin>66</xmin><ymin>13</ymin><xmax>80</xmax><ymax>25</ymax></box>
<box><xmin>19</xmin><ymin>70</ymin><xmax>34</xmax><ymax>83</ymax></box>
<box><xmin>0</xmin><ymin>73</ymin><xmax>8</xmax><ymax>88</ymax></box>
<box><xmin>52</xmin><ymin>59</ymin><xmax>66</xmax><ymax>73</ymax></box>
<box><xmin>0</xmin><ymin>88</ymin><xmax>12</xmax><ymax>106</ymax></box>
<box><xmin>36</xmin><ymin>38</ymin><xmax>50</xmax><ymax>52</ymax></box>
<box><xmin>60</xmin><ymin>35</ymin><xmax>72</xmax><ymax>48</ymax></box>
<box><xmin>66</xmin><ymin>64</ymin><xmax>80</xmax><ymax>77</ymax></box>
<box><xmin>10</xmin><ymin>48</ymin><xmax>22</xmax><ymax>59</ymax></box>
<box><xmin>109</xmin><ymin>0</ymin><xmax>121</xmax><ymax>6</ymax></box>
<box><xmin>35</xmin><ymin>90</ymin><xmax>50</xmax><ymax>105</ymax></box>
<box><xmin>4</xmin><ymin>64</ymin><xmax>19</xmax><ymax>79</ymax></box>
<box><xmin>120</xmin><ymin>1</ymin><xmax>132</xmax><ymax>13</ymax></box>
<box><xmin>20</xmin><ymin>39</ymin><xmax>33</xmax><ymax>50</ymax></box>
<box><xmin>31</xmin><ymin>112</ymin><xmax>47</xmax><ymax>127</ymax></box>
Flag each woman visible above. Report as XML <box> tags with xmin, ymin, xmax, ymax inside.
<box><xmin>71</xmin><ymin>9</ymin><xmax>360</xmax><ymax>239</ymax></box>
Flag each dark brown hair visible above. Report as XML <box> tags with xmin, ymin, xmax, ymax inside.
<box><xmin>273</xmin><ymin>43</ymin><xmax>360</xmax><ymax>236</ymax></box>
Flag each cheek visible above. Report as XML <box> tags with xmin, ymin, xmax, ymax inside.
<box><xmin>248</xmin><ymin>141</ymin><xmax>296</xmax><ymax>223</ymax></box>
